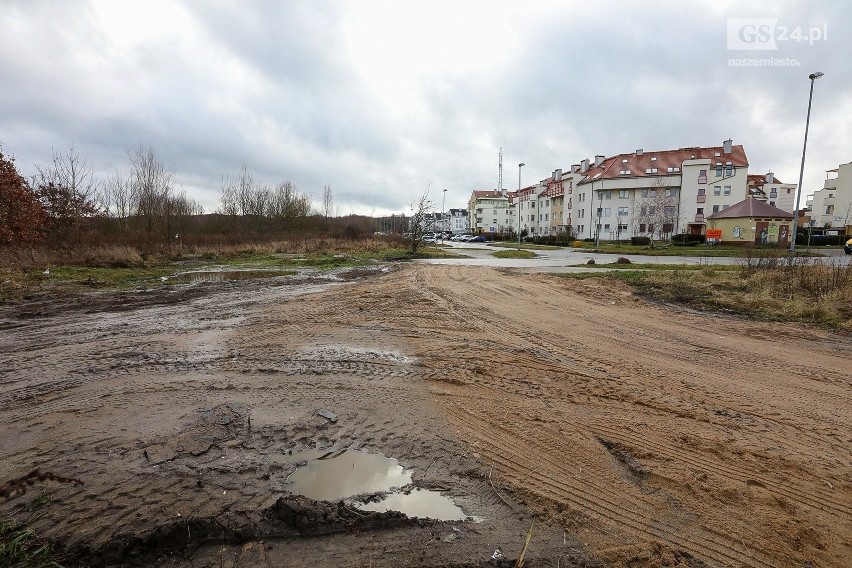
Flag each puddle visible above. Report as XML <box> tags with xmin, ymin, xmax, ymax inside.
<box><xmin>167</xmin><ymin>270</ymin><xmax>294</xmax><ymax>284</ymax></box>
<box><xmin>357</xmin><ymin>488</ymin><xmax>467</xmax><ymax>520</ymax></box>
<box><xmin>287</xmin><ymin>449</ymin><xmax>411</xmax><ymax>500</ymax></box>
<box><xmin>286</xmin><ymin>449</ymin><xmax>468</xmax><ymax>521</ymax></box>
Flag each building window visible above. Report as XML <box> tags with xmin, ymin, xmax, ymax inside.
<box><xmin>714</xmin><ymin>186</ymin><xmax>721</xmax><ymax>196</ymax></box>
<box><xmin>544</xmin><ymin>214</ymin><xmax>549</xmax><ymax>221</ymax></box>
<box><xmin>639</xmin><ymin>223</ymin><xmax>646</xmax><ymax>232</ymax></box>
<box><xmin>770</xmin><ymin>201</ymin><xmax>775</xmax><ymax>206</ymax></box>
<box><xmin>722</xmin><ymin>204</ymin><xmax>730</xmax><ymax>210</ymax></box>
<box><xmin>698</xmin><ymin>188</ymin><xmax>705</xmax><ymax>196</ymax></box>
<box><xmin>725</xmin><ymin>162</ymin><xmax>733</xmax><ymax>176</ymax></box>
<box><xmin>664</xmin><ymin>205</ymin><xmax>676</xmax><ymax>215</ymax></box>
<box><xmin>618</xmin><ymin>207</ymin><xmax>628</xmax><ymax>216</ymax></box>
<box><xmin>712</xmin><ymin>205</ymin><xmax>720</xmax><ymax>213</ymax></box>
<box><xmin>604</xmin><ymin>223</ymin><xmax>610</xmax><ymax>230</ymax></box>
<box><xmin>648</xmin><ymin>223</ymin><xmax>655</xmax><ymax>233</ymax></box>
<box><xmin>664</xmin><ymin>189</ymin><xmax>674</xmax><ymax>197</ymax></box>
<box><xmin>531</xmin><ymin>202</ymin><xmax>535</xmax><ymax>208</ymax></box>
<box><xmin>698</xmin><ymin>169</ymin><xmax>707</xmax><ymax>183</ymax></box>
<box><xmin>716</xmin><ymin>163</ymin><xmax>723</xmax><ymax>177</ymax></box>
<box><xmin>604</xmin><ymin>190</ymin><xmax>612</xmax><ymax>199</ymax></box>
<box><xmin>649</xmin><ymin>206</ymin><xmax>656</xmax><ymax>215</ymax></box>
<box><xmin>604</xmin><ymin>207</ymin><xmax>611</xmax><ymax>217</ymax></box>
<box><xmin>618</xmin><ymin>224</ymin><xmax>628</xmax><ymax>231</ymax></box>
<box><xmin>619</xmin><ymin>190</ymin><xmax>629</xmax><ymax>198</ymax></box>
<box><xmin>724</xmin><ymin>185</ymin><xmax>731</xmax><ymax>195</ymax></box>
<box><xmin>641</xmin><ymin>189</ymin><xmax>649</xmax><ymax>198</ymax></box>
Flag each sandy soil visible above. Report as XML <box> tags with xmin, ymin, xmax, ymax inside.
<box><xmin>1</xmin><ymin>264</ymin><xmax>850</xmax><ymax>567</ymax></box>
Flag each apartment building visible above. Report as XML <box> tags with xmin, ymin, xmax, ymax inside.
<box><xmin>747</xmin><ymin>173</ymin><xmax>796</xmax><ymax>212</ymax></box>
<box><xmin>467</xmin><ymin>190</ymin><xmax>511</xmax><ymax>234</ymax></box>
<box><xmin>809</xmin><ymin>161</ymin><xmax>852</xmax><ymax>232</ymax></box>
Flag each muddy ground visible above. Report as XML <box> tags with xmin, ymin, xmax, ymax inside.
<box><xmin>0</xmin><ymin>264</ymin><xmax>850</xmax><ymax>567</ymax></box>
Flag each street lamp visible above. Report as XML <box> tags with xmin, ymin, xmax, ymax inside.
<box><xmin>518</xmin><ymin>163</ymin><xmax>525</xmax><ymax>248</ymax></box>
<box><xmin>442</xmin><ymin>188</ymin><xmax>447</xmax><ymax>242</ymax></box>
<box><xmin>788</xmin><ymin>71</ymin><xmax>824</xmax><ymax>265</ymax></box>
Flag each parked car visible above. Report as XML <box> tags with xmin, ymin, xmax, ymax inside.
<box><xmin>460</xmin><ymin>234</ymin><xmax>476</xmax><ymax>242</ymax></box>
<box><xmin>845</xmin><ymin>238</ymin><xmax>852</xmax><ymax>254</ymax></box>
<box><xmin>469</xmin><ymin>235</ymin><xmax>486</xmax><ymax>242</ymax></box>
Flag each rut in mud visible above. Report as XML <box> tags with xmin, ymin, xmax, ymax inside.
<box><xmin>1</xmin><ymin>264</ymin><xmax>850</xmax><ymax>567</ymax></box>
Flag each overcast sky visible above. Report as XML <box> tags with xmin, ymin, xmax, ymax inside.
<box><xmin>2</xmin><ymin>0</ymin><xmax>849</xmax><ymax>215</ymax></box>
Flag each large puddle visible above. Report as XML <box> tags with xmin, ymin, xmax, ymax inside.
<box><xmin>285</xmin><ymin>449</ymin><xmax>468</xmax><ymax>521</ymax></box>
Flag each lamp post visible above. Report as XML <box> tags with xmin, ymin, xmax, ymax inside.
<box><xmin>442</xmin><ymin>188</ymin><xmax>447</xmax><ymax>242</ymax></box>
<box><xmin>518</xmin><ymin>163</ymin><xmax>525</xmax><ymax>248</ymax></box>
<box><xmin>788</xmin><ymin>71</ymin><xmax>824</xmax><ymax>265</ymax></box>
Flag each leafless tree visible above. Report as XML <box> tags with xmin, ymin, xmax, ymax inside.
<box><xmin>322</xmin><ymin>185</ymin><xmax>334</xmax><ymax>224</ymax></box>
<box><xmin>636</xmin><ymin>178</ymin><xmax>679</xmax><ymax>240</ymax></box>
<box><xmin>31</xmin><ymin>144</ymin><xmax>102</xmax><ymax>244</ymax></box>
<box><xmin>408</xmin><ymin>186</ymin><xmax>433</xmax><ymax>253</ymax></box>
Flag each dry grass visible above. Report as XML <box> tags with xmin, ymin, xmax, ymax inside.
<box><xmin>562</xmin><ymin>256</ymin><xmax>852</xmax><ymax>331</ymax></box>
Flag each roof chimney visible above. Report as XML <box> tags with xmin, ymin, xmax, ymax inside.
<box><xmin>580</xmin><ymin>158</ymin><xmax>589</xmax><ymax>173</ymax></box>
<box><xmin>594</xmin><ymin>154</ymin><xmax>605</xmax><ymax>167</ymax></box>
<box><xmin>723</xmin><ymin>139</ymin><xmax>733</xmax><ymax>154</ymax></box>
<box><xmin>636</xmin><ymin>149</ymin><xmax>643</xmax><ymax>155</ymax></box>
<box><xmin>552</xmin><ymin>169</ymin><xmax>562</xmax><ymax>181</ymax></box>
<box><xmin>571</xmin><ymin>164</ymin><xmax>579</xmax><ymax>173</ymax></box>
<box><xmin>765</xmin><ymin>171</ymin><xmax>773</xmax><ymax>183</ymax></box>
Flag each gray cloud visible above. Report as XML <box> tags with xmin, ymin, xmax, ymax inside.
<box><xmin>1</xmin><ymin>0</ymin><xmax>848</xmax><ymax>215</ymax></box>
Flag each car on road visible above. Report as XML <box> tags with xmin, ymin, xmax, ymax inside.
<box><xmin>845</xmin><ymin>237</ymin><xmax>852</xmax><ymax>254</ymax></box>
<box><xmin>469</xmin><ymin>235</ymin><xmax>486</xmax><ymax>242</ymax></box>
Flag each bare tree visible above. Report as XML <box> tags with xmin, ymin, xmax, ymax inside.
<box><xmin>636</xmin><ymin>179</ymin><xmax>679</xmax><ymax>240</ymax></box>
<box><xmin>408</xmin><ymin>187</ymin><xmax>432</xmax><ymax>254</ymax></box>
<box><xmin>322</xmin><ymin>185</ymin><xmax>334</xmax><ymax>225</ymax></box>
<box><xmin>128</xmin><ymin>145</ymin><xmax>174</xmax><ymax>237</ymax></box>
<box><xmin>31</xmin><ymin>144</ymin><xmax>102</xmax><ymax>243</ymax></box>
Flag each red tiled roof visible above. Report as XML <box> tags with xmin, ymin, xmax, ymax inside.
<box><xmin>577</xmin><ymin>145</ymin><xmax>749</xmax><ymax>185</ymax></box>
<box><xmin>471</xmin><ymin>190</ymin><xmax>506</xmax><ymax>198</ymax></box>
<box><xmin>706</xmin><ymin>197</ymin><xmax>793</xmax><ymax>219</ymax></box>
<box><xmin>747</xmin><ymin>174</ymin><xmax>784</xmax><ymax>186</ymax></box>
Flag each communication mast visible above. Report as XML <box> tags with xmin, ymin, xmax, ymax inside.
<box><xmin>498</xmin><ymin>147</ymin><xmax>503</xmax><ymax>196</ymax></box>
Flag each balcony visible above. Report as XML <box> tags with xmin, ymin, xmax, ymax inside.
<box><xmin>696</xmin><ymin>195</ymin><xmax>706</xmax><ymax>203</ymax></box>
<box><xmin>694</xmin><ymin>214</ymin><xmax>705</xmax><ymax>222</ymax></box>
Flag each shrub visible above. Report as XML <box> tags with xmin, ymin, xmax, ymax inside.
<box><xmin>631</xmin><ymin>236</ymin><xmax>652</xmax><ymax>246</ymax></box>
<box><xmin>796</xmin><ymin>234</ymin><xmax>842</xmax><ymax>246</ymax></box>
<box><xmin>616</xmin><ymin>257</ymin><xmax>631</xmax><ymax>264</ymax></box>
<box><xmin>671</xmin><ymin>234</ymin><xmax>706</xmax><ymax>245</ymax></box>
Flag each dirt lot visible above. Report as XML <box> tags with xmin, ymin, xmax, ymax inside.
<box><xmin>1</xmin><ymin>264</ymin><xmax>850</xmax><ymax>567</ymax></box>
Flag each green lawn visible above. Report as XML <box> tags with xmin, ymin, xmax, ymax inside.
<box><xmin>491</xmin><ymin>249</ymin><xmax>538</xmax><ymax>259</ymax></box>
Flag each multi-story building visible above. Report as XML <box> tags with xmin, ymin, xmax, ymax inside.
<box><xmin>809</xmin><ymin>161</ymin><xmax>852</xmax><ymax>233</ymax></box>
<box><xmin>570</xmin><ymin>140</ymin><xmax>750</xmax><ymax>240</ymax></box>
<box><xmin>447</xmin><ymin>208</ymin><xmax>469</xmax><ymax>233</ymax></box>
<box><xmin>467</xmin><ymin>190</ymin><xmax>512</xmax><ymax>234</ymax></box>
<box><xmin>747</xmin><ymin>173</ymin><xmax>796</xmax><ymax>212</ymax></box>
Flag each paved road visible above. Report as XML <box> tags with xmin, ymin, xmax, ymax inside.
<box><xmin>415</xmin><ymin>241</ymin><xmax>851</xmax><ymax>272</ymax></box>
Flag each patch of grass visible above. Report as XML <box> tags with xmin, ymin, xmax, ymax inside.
<box><xmin>570</xmin><ymin>263</ymin><xmax>739</xmax><ymax>271</ymax></box>
<box><xmin>491</xmin><ymin>249</ymin><xmax>538</xmax><ymax>259</ymax></box>
<box><xmin>0</xmin><ymin>519</ymin><xmax>65</xmax><ymax>568</ymax></box>
<box><xmin>558</xmin><ymin>260</ymin><xmax>852</xmax><ymax>330</ymax></box>
<box><xmin>489</xmin><ymin>242</ymin><xmax>562</xmax><ymax>250</ymax></box>
<box><xmin>570</xmin><ymin>242</ymin><xmax>816</xmax><ymax>258</ymax></box>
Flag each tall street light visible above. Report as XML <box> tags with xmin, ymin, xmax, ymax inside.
<box><xmin>442</xmin><ymin>188</ymin><xmax>447</xmax><ymax>242</ymax></box>
<box><xmin>518</xmin><ymin>163</ymin><xmax>525</xmax><ymax>248</ymax></box>
<box><xmin>788</xmin><ymin>71</ymin><xmax>824</xmax><ymax>266</ymax></box>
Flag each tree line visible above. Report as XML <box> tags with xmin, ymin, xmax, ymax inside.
<box><xmin>0</xmin><ymin>143</ymin><xmax>370</xmax><ymax>251</ymax></box>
